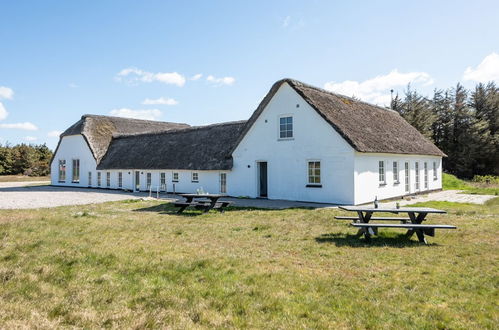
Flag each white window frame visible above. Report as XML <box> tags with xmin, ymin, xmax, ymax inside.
<box><xmin>72</xmin><ymin>159</ymin><xmax>80</xmax><ymax>183</ymax></box>
<box><xmin>307</xmin><ymin>160</ymin><xmax>321</xmax><ymax>186</ymax></box>
<box><xmin>379</xmin><ymin>161</ymin><xmax>386</xmax><ymax>185</ymax></box>
<box><xmin>118</xmin><ymin>172</ymin><xmax>122</xmax><ymax>188</ymax></box>
<box><xmin>106</xmin><ymin>172</ymin><xmax>111</xmax><ymax>188</ymax></box>
<box><xmin>88</xmin><ymin>171</ymin><xmax>92</xmax><ymax>187</ymax></box>
<box><xmin>220</xmin><ymin>172</ymin><xmax>227</xmax><ymax>194</ymax></box>
<box><xmin>191</xmin><ymin>172</ymin><xmax>199</xmax><ymax>183</ymax></box>
<box><xmin>433</xmin><ymin>161</ymin><xmax>438</xmax><ymax>180</ymax></box>
<box><xmin>160</xmin><ymin>173</ymin><xmax>166</xmax><ymax>191</ymax></box>
<box><xmin>172</xmin><ymin>172</ymin><xmax>179</xmax><ymax>182</ymax></box>
<box><xmin>278</xmin><ymin>115</ymin><xmax>293</xmax><ymax>140</ymax></box>
<box><xmin>393</xmin><ymin>161</ymin><xmax>399</xmax><ymax>184</ymax></box>
<box><xmin>97</xmin><ymin>172</ymin><xmax>101</xmax><ymax>187</ymax></box>
<box><xmin>58</xmin><ymin>159</ymin><xmax>66</xmax><ymax>182</ymax></box>
<box><xmin>146</xmin><ymin>173</ymin><xmax>152</xmax><ymax>189</ymax></box>
<box><xmin>424</xmin><ymin>162</ymin><xmax>428</xmax><ymax>189</ymax></box>
<box><xmin>404</xmin><ymin>162</ymin><xmax>410</xmax><ymax>193</ymax></box>
<box><xmin>415</xmin><ymin>162</ymin><xmax>420</xmax><ymax>190</ymax></box>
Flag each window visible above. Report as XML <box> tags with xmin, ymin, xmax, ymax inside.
<box><xmin>307</xmin><ymin>161</ymin><xmax>321</xmax><ymax>186</ymax></box>
<box><xmin>279</xmin><ymin>116</ymin><xmax>293</xmax><ymax>139</ymax></box>
<box><xmin>118</xmin><ymin>172</ymin><xmax>122</xmax><ymax>188</ymax></box>
<box><xmin>379</xmin><ymin>161</ymin><xmax>386</xmax><ymax>185</ymax></box>
<box><xmin>88</xmin><ymin>172</ymin><xmax>92</xmax><ymax>187</ymax></box>
<box><xmin>404</xmin><ymin>162</ymin><xmax>410</xmax><ymax>192</ymax></box>
<box><xmin>433</xmin><ymin>162</ymin><xmax>438</xmax><ymax>180</ymax></box>
<box><xmin>106</xmin><ymin>172</ymin><xmax>110</xmax><ymax>187</ymax></box>
<box><xmin>424</xmin><ymin>162</ymin><xmax>428</xmax><ymax>189</ymax></box>
<box><xmin>72</xmin><ymin>159</ymin><xmax>80</xmax><ymax>183</ymax></box>
<box><xmin>146</xmin><ymin>173</ymin><xmax>151</xmax><ymax>189</ymax></box>
<box><xmin>191</xmin><ymin>172</ymin><xmax>199</xmax><ymax>182</ymax></box>
<box><xmin>160</xmin><ymin>173</ymin><xmax>166</xmax><ymax>191</ymax></box>
<box><xmin>415</xmin><ymin>162</ymin><xmax>420</xmax><ymax>190</ymax></box>
<box><xmin>172</xmin><ymin>172</ymin><xmax>179</xmax><ymax>182</ymax></box>
<box><xmin>58</xmin><ymin>160</ymin><xmax>66</xmax><ymax>182</ymax></box>
<box><xmin>220</xmin><ymin>173</ymin><xmax>227</xmax><ymax>194</ymax></box>
<box><xmin>97</xmin><ymin>172</ymin><xmax>101</xmax><ymax>187</ymax></box>
<box><xmin>393</xmin><ymin>161</ymin><xmax>399</xmax><ymax>184</ymax></box>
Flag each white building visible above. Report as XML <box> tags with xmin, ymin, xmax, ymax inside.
<box><xmin>51</xmin><ymin>79</ymin><xmax>445</xmax><ymax>205</ymax></box>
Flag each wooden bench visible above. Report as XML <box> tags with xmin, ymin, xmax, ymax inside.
<box><xmin>335</xmin><ymin>216</ymin><xmax>410</xmax><ymax>223</ymax></box>
<box><xmin>351</xmin><ymin>223</ymin><xmax>456</xmax><ymax>237</ymax></box>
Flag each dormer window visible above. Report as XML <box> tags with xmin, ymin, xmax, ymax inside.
<box><xmin>279</xmin><ymin>116</ymin><xmax>293</xmax><ymax>139</ymax></box>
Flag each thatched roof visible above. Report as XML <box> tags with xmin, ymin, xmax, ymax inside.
<box><xmin>97</xmin><ymin>120</ymin><xmax>247</xmax><ymax>170</ymax></box>
<box><xmin>232</xmin><ymin>79</ymin><xmax>445</xmax><ymax>157</ymax></box>
<box><xmin>55</xmin><ymin>115</ymin><xmax>190</xmax><ymax>163</ymax></box>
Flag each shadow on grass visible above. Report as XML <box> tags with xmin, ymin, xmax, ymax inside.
<box><xmin>132</xmin><ymin>202</ymin><xmax>311</xmax><ymax>215</ymax></box>
<box><xmin>315</xmin><ymin>232</ymin><xmax>438</xmax><ymax>247</ymax></box>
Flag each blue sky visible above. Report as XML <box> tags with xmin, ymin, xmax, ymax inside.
<box><xmin>1</xmin><ymin>0</ymin><xmax>498</xmax><ymax>149</ymax></box>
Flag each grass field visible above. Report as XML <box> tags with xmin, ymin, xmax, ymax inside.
<box><xmin>0</xmin><ymin>175</ymin><xmax>50</xmax><ymax>183</ymax></box>
<box><xmin>443</xmin><ymin>173</ymin><xmax>499</xmax><ymax>195</ymax></box>
<box><xmin>0</xmin><ymin>199</ymin><xmax>498</xmax><ymax>328</ymax></box>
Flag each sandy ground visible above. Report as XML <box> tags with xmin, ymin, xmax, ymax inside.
<box><xmin>0</xmin><ymin>182</ymin><xmax>495</xmax><ymax>210</ymax></box>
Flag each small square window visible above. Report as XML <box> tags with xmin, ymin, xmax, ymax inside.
<box><xmin>279</xmin><ymin>116</ymin><xmax>293</xmax><ymax>139</ymax></box>
<box><xmin>192</xmin><ymin>172</ymin><xmax>199</xmax><ymax>182</ymax></box>
<box><xmin>172</xmin><ymin>172</ymin><xmax>179</xmax><ymax>182</ymax></box>
<box><xmin>308</xmin><ymin>161</ymin><xmax>321</xmax><ymax>185</ymax></box>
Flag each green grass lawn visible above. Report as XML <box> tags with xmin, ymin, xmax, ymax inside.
<box><xmin>1</xmin><ymin>199</ymin><xmax>498</xmax><ymax>328</ymax></box>
<box><xmin>443</xmin><ymin>173</ymin><xmax>499</xmax><ymax>195</ymax></box>
<box><xmin>0</xmin><ymin>175</ymin><xmax>50</xmax><ymax>183</ymax></box>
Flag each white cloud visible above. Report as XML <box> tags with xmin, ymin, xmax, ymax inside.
<box><xmin>0</xmin><ymin>102</ymin><xmax>8</xmax><ymax>120</ymax></box>
<box><xmin>0</xmin><ymin>86</ymin><xmax>14</xmax><ymax>100</ymax></box>
<box><xmin>206</xmin><ymin>75</ymin><xmax>235</xmax><ymax>86</ymax></box>
<box><xmin>463</xmin><ymin>52</ymin><xmax>499</xmax><ymax>83</ymax></box>
<box><xmin>47</xmin><ymin>130</ymin><xmax>63</xmax><ymax>137</ymax></box>
<box><xmin>142</xmin><ymin>97</ymin><xmax>178</xmax><ymax>105</ymax></box>
<box><xmin>116</xmin><ymin>67</ymin><xmax>186</xmax><ymax>87</ymax></box>
<box><xmin>191</xmin><ymin>73</ymin><xmax>203</xmax><ymax>81</ymax></box>
<box><xmin>0</xmin><ymin>122</ymin><xmax>38</xmax><ymax>130</ymax></box>
<box><xmin>109</xmin><ymin>108</ymin><xmax>162</xmax><ymax>121</ymax></box>
<box><xmin>324</xmin><ymin>69</ymin><xmax>434</xmax><ymax>106</ymax></box>
<box><xmin>24</xmin><ymin>136</ymin><xmax>37</xmax><ymax>142</ymax></box>
<box><xmin>69</xmin><ymin>83</ymin><xmax>78</xmax><ymax>88</ymax></box>
<box><xmin>282</xmin><ymin>15</ymin><xmax>291</xmax><ymax>28</ymax></box>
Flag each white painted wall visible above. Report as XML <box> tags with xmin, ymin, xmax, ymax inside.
<box><xmin>354</xmin><ymin>153</ymin><xmax>442</xmax><ymax>205</ymax></box>
<box><xmin>231</xmin><ymin>82</ymin><xmax>356</xmax><ymax>204</ymax></box>
<box><xmin>50</xmin><ymin>135</ymin><xmax>97</xmax><ymax>187</ymax></box>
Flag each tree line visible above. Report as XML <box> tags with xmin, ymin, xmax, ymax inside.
<box><xmin>391</xmin><ymin>81</ymin><xmax>498</xmax><ymax>178</ymax></box>
<box><xmin>0</xmin><ymin>143</ymin><xmax>53</xmax><ymax>176</ymax></box>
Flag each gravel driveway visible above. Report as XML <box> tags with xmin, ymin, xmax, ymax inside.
<box><xmin>0</xmin><ymin>182</ymin><xmax>146</xmax><ymax>209</ymax></box>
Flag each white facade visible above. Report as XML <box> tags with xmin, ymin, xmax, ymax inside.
<box><xmin>51</xmin><ymin>83</ymin><xmax>443</xmax><ymax>205</ymax></box>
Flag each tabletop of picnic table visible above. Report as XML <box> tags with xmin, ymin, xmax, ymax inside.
<box><xmin>339</xmin><ymin>205</ymin><xmax>447</xmax><ymax>214</ymax></box>
<box><xmin>179</xmin><ymin>193</ymin><xmax>225</xmax><ymax>198</ymax></box>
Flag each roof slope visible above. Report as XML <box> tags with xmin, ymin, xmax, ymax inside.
<box><xmin>97</xmin><ymin>120</ymin><xmax>247</xmax><ymax>170</ymax></box>
<box><xmin>58</xmin><ymin>115</ymin><xmax>190</xmax><ymax>163</ymax></box>
<box><xmin>233</xmin><ymin>79</ymin><xmax>445</xmax><ymax>157</ymax></box>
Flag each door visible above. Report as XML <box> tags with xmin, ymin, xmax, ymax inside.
<box><xmin>258</xmin><ymin>162</ymin><xmax>268</xmax><ymax>197</ymax></box>
<box><xmin>135</xmin><ymin>171</ymin><xmax>140</xmax><ymax>191</ymax></box>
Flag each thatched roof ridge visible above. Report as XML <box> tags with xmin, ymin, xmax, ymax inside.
<box><xmin>232</xmin><ymin>78</ymin><xmax>445</xmax><ymax>157</ymax></box>
<box><xmin>97</xmin><ymin>120</ymin><xmax>247</xmax><ymax>171</ymax></box>
<box><xmin>54</xmin><ymin>114</ymin><xmax>190</xmax><ymax>164</ymax></box>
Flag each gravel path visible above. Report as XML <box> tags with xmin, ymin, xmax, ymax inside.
<box><xmin>0</xmin><ymin>182</ymin><xmax>495</xmax><ymax>210</ymax></box>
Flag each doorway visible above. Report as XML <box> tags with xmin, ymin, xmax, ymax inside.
<box><xmin>135</xmin><ymin>171</ymin><xmax>140</xmax><ymax>191</ymax></box>
<box><xmin>257</xmin><ymin>162</ymin><xmax>268</xmax><ymax>198</ymax></box>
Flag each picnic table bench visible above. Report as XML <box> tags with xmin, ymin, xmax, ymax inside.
<box><xmin>336</xmin><ymin>206</ymin><xmax>456</xmax><ymax>244</ymax></box>
<box><xmin>173</xmin><ymin>193</ymin><xmax>233</xmax><ymax>213</ymax></box>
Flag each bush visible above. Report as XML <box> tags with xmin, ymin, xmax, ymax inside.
<box><xmin>472</xmin><ymin>175</ymin><xmax>499</xmax><ymax>184</ymax></box>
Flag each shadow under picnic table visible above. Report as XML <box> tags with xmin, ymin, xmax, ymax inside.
<box><xmin>315</xmin><ymin>232</ymin><xmax>439</xmax><ymax>247</ymax></box>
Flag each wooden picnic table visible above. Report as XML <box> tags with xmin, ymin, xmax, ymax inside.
<box><xmin>337</xmin><ymin>205</ymin><xmax>455</xmax><ymax>244</ymax></box>
<box><xmin>174</xmin><ymin>193</ymin><xmax>232</xmax><ymax>213</ymax></box>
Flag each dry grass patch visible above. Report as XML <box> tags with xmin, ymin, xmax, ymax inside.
<box><xmin>0</xmin><ymin>199</ymin><xmax>498</xmax><ymax>328</ymax></box>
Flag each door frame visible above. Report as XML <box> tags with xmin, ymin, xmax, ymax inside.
<box><xmin>256</xmin><ymin>161</ymin><xmax>268</xmax><ymax>198</ymax></box>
